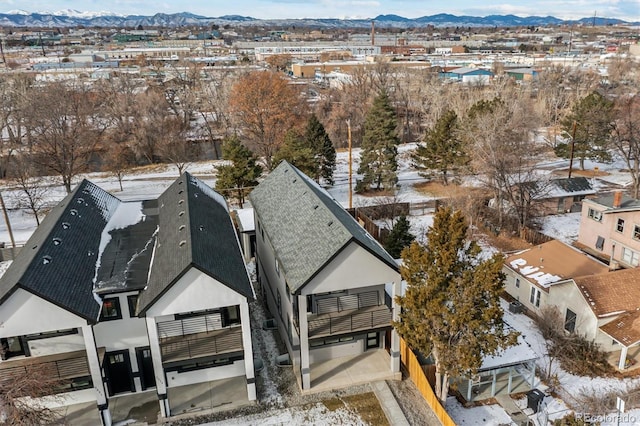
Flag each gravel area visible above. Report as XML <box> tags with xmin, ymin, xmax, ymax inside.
<box><xmin>387</xmin><ymin>374</ymin><xmax>442</xmax><ymax>426</ymax></box>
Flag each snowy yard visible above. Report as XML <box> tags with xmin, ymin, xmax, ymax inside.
<box><xmin>1</xmin><ymin>143</ymin><xmax>639</xmax><ymax>425</ymax></box>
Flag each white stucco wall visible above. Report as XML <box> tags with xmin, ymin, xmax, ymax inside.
<box><xmin>145</xmin><ymin>268</ymin><xmax>248</xmax><ymax>317</ymax></box>
<box><xmin>94</xmin><ymin>292</ymin><xmax>150</xmax><ymax>352</ymax></box>
<box><xmin>309</xmin><ymin>336</ymin><xmax>365</xmax><ymax>363</ymax></box>
<box><xmin>0</xmin><ymin>288</ymin><xmax>86</xmax><ymax>338</ymax></box>
<box><xmin>166</xmin><ymin>360</ymin><xmax>246</xmax><ymax>388</ymax></box>
<box><xmin>302</xmin><ymin>242</ymin><xmax>399</xmax><ymax>295</ymax></box>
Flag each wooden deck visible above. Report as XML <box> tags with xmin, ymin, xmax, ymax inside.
<box><xmin>307</xmin><ymin>305</ymin><xmax>392</xmax><ymax>338</ymax></box>
<box><xmin>0</xmin><ymin>347</ymin><xmax>105</xmax><ymax>386</ymax></box>
<box><xmin>160</xmin><ymin>327</ymin><xmax>243</xmax><ymax>363</ymax></box>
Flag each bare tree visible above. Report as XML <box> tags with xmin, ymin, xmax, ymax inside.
<box><xmin>24</xmin><ymin>81</ymin><xmax>105</xmax><ymax>193</ymax></box>
<box><xmin>8</xmin><ymin>154</ymin><xmax>49</xmax><ymax>225</ymax></box>
<box><xmin>0</xmin><ymin>74</ymin><xmax>35</xmax><ymax>178</ymax></box>
<box><xmin>104</xmin><ymin>143</ymin><xmax>136</xmax><ymax>191</ymax></box>
<box><xmin>610</xmin><ymin>94</ymin><xmax>640</xmax><ymax>198</ymax></box>
<box><xmin>229</xmin><ymin>70</ymin><xmax>307</xmax><ymax>169</ymax></box>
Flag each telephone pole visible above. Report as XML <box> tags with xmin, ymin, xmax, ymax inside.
<box><xmin>347</xmin><ymin>119</ymin><xmax>353</xmax><ymax>210</ymax></box>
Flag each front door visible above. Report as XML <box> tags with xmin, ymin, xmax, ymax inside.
<box><xmin>366</xmin><ymin>332</ymin><xmax>380</xmax><ymax>350</ymax></box>
<box><xmin>105</xmin><ymin>350</ymin><xmax>134</xmax><ymax>395</ymax></box>
<box><xmin>136</xmin><ymin>347</ymin><xmax>156</xmax><ymax>390</ymax></box>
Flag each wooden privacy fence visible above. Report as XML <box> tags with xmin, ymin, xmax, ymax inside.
<box><xmin>399</xmin><ymin>338</ymin><xmax>456</xmax><ymax>426</ymax></box>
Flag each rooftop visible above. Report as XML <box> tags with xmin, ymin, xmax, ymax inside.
<box><xmin>575</xmin><ymin>268</ymin><xmax>640</xmax><ymax>318</ymax></box>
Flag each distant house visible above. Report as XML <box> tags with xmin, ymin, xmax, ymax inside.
<box><xmin>505</xmin><ymin>67</ymin><xmax>539</xmax><ymax>81</ymax></box>
<box><xmin>504</xmin><ymin>240</ymin><xmax>640</xmax><ymax>370</ymax></box>
<box><xmin>503</xmin><ymin>239</ymin><xmax>609</xmax><ymax>316</ymax></box>
<box><xmin>441</xmin><ymin>67</ymin><xmax>493</xmax><ymax>84</ymax></box>
<box><xmin>576</xmin><ymin>192</ymin><xmax>640</xmax><ymax>267</ymax></box>
<box><xmin>249</xmin><ymin>161</ymin><xmax>401</xmax><ymax>392</ymax></box>
<box><xmin>516</xmin><ymin>176</ymin><xmax>595</xmax><ymax>216</ymax></box>
<box><xmin>0</xmin><ymin>173</ymin><xmax>256</xmax><ymax>425</ymax></box>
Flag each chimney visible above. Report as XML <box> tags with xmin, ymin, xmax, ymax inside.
<box><xmin>613</xmin><ymin>191</ymin><xmax>623</xmax><ymax>208</ymax></box>
<box><xmin>371</xmin><ymin>20</ymin><xmax>375</xmax><ymax>46</ymax></box>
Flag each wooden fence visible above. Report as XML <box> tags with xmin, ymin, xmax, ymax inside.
<box><xmin>520</xmin><ymin>227</ymin><xmax>553</xmax><ymax>245</ymax></box>
<box><xmin>399</xmin><ymin>338</ymin><xmax>456</xmax><ymax>426</ymax></box>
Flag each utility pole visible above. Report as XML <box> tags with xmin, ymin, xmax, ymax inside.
<box><xmin>347</xmin><ymin>119</ymin><xmax>353</xmax><ymax>210</ymax></box>
<box><xmin>568</xmin><ymin>121</ymin><xmax>577</xmax><ymax>179</ymax></box>
<box><xmin>0</xmin><ymin>191</ymin><xmax>16</xmax><ymax>257</ymax></box>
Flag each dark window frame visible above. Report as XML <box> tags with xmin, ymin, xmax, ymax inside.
<box><xmin>127</xmin><ymin>295</ymin><xmax>138</xmax><ymax>318</ymax></box>
<box><xmin>100</xmin><ymin>297</ymin><xmax>123</xmax><ymax>321</ymax></box>
<box><xmin>617</xmin><ymin>218</ymin><xmax>625</xmax><ymax>233</ymax></box>
<box><xmin>565</xmin><ymin>308</ymin><xmax>577</xmax><ymax>333</ymax></box>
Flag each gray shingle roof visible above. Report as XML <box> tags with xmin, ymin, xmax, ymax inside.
<box><xmin>0</xmin><ymin>180</ymin><xmax>120</xmax><ymax>321</ymax></box>
<box><xmin>249</xmin><ymin>161</ymin><xmax>398</xmax><ymax>293</ymax></box>
<box><xmin>137</xmin><ymin>173</ymin><xmax>253</xmax><ymax>314</ymax></box>
<box><xmin>588</xmin><ymin>193</ymin><xmax>640</xmax><ymax>211</ymax></box>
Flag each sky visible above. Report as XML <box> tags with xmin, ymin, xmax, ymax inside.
<box><xmin>3</xmin><ymin>0</ymin><xmax>640</xmax><ymax>22</ymax></box>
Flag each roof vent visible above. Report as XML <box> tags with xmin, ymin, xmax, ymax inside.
<box><xmin>53</xmin><ymin>238</ymin><xmax>62</xmax><ymax>246</ymax></box>
<box><xmin>199</xmin><ymin>225</ymin><xmax>204</xmax><ymax>231</ymax></box>
<box><xmin>76</xmin><ymin>198</ymin><xmax>84</xmax><ymax>204</ymax></box>
<box><xmin>179</xmin><ymin>211</ymin><xmax>185</xmax><ymax>217</ymax></box>
<box><xmin>70</xmin><ymin>209</ymin><xmax>78</xmax><ymax>216</ymax></box>
<box><xmin>292</xmin><ymin>178</ymin><xmax>297</xmax><ymax>183</ymax></box>
<box><xmin>179</xmin><ymin>225</ymin><xmax>186</xmax><ymax>231</ymax></box>
<box><xmin>178</xmin><ymin>190</ymin><xmax>184</xmax><ymax>194</ymax></box>
<box><xmin>179</xmin><ymin>240</ymin><xmax>186</xmax><ymax>247</ymax></box>
<box><xmin>82</xmin><ymin>189</ymin><xmax>90</xmax><ymax>194</ymax></box>
<box><xmin>313</xmin><ymin>205</ymin><xmax>319</xmax><ymax>210</ymax></box>
<box><xmin>32</xmin><ymin>245</ymin><xmax>38</xmax><ymax>250</ymax></box>
<box><xmin>178</xmin><ymin>199</ymin><xmax>184</xmax><ymax>205</ymax></box>
<box><xmin>62</xmin><ymin>222</ymin><xmax>70</xmax><ymax>229</ymax></box>
<box><xmin>284</xmin><ymin>169</ymin><xmax>289</xmax><ymax>173</ymax></box>
<box><xmin>42</xmin><ymin>255</ymin><xmax>52</xmax><ymax>265</ymax></box>
<box><xmin>327</xmin><ymin>221</ymin><xmax>334</xmax><ymax>226</ymax></box>
<box><xmin>178</xmin><ymin>180</ymin><xmax>183</xmax><ymax>185</ymax></box>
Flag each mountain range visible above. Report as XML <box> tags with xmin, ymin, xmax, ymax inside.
<box><xmin>0</xmin><ymin>11</ymin><xmax>635</xmax><ymax>28</ymax></box>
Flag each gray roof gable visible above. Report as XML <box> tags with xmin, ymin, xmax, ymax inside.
<box><xmin>0</xmin><ymin>180</ymin><xmax>120</xmax><ymax>321</ymax></box>
<box><xmin>249</xmin><ymin>161</ymin><xmax>398</xmax><ymax>293</ymax></box>
<box><xmin>137</xmin><ymin>173</ymin><xmax>253</xmax><ymax>314</ymax></box>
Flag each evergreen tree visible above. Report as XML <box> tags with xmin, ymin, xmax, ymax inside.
<box><xmin>555</xmin><ymin>91</ymin><xmax>614</xmax><ymax>170</ymax></box>
<box><xmin>215</xmin><ymin>135</ymin><xmax>263</xmax><ymax>208</ymax></box>
<box><xmin>383</xmin><ymin>215</ymin><xmax>415</xmax><ymax>258</ymax></box>
<box><xmin>412</xmin><ymin>110</ymin><xmax>467</xmax><ymax>185</ymax></box>
<box><xmin>394</xmin><ymin>206</ymin><xmax>518</xmax><ymax>403</ymax></box>
<box><xmin>272</xmin><ymin>129</ymin><xmax>317</xmax><ymax>176</ymax></box>
<box><xmin>357</xmin><ymin>91</ymin><xmax>400</xmax><ymax>192</ymax></box>
<box><xmin>305</xmin><ymin>114</ymin><xmax>336</xmax><ymax>185</ymax></box>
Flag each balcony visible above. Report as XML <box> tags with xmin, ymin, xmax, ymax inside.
<box><xmin>307</xmin><ymin>305</ymin><xmax>392</xmax><ymax>338</ymax></box>
<box><xmin>159</xmin><ymin>327</ymin><xmax>244</xmax><ymax>363</ymax></box>
<box><xmin>0</xmin><ymin>348</ymin><xmax>105</xmax><ymax>388</ymax></box>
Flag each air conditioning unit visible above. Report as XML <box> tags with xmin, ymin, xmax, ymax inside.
<box><xmin>509</xmin><ymin>301</ymin><xmax>523</xmax><ymax>314</ymax></box>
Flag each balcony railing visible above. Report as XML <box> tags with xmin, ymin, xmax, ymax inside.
<box><xmin>307</xmin><ymin>306</ymin><xmax>392</xmax><ymax>338</ymax></box>
<box><xmin>0</xmin><ymin>348</ymin><xmax>105</xmax><ymax>388</ymax></box>
<box><xmin>159</xmin><ymin>326</ymin><xmax>243</xmax><ymax>363</ymax></box>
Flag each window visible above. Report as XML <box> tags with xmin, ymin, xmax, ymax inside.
<box><xmin>100</xmin><ymin>297</ymin><xmax>122</xmax><ymax>321</ymax></box>
<box><xmin>595</xmin><ymin>236</ymin><xmax>605</xmax><ymax>250</ymax></box>
<box><xmin>588</xmin><ymin>208</ymin><xmax>602</xmax><ymax>222</ymax></box>
<box><xmin>617</xmin><ymin>218</ymin><xmax>625</xmax><ymax>233</ymax></box>
<box><xmin>564</xmin><ymin>309</ymin><xmax>577</xmax><ymax>333</ymax></box>
<box><xmin>634</xmin><ymin>225</ymin><xmax>640</xmax><ymax>240</ymax></box>
<box><xmin>275</xmin><ymin>259</ymin><xmax>280</xmax><ymax>277</ymax></box>
<box><xmin>277</xmin><ymin>292</ymin><xmax>281</xmax><ymax>315</ymax></box>
<box><xmin>515</xmin><ymin>278</ymin><xmax>520</xmax><ymax>288</ymax></box>
<box><xmin>529</xmin><ymin>287</ymin><xmax>541</xmax><ymax>308</ymax></box>
<box><xmin>310</xmin><ymin>336</ymin><xmax>354</xmax><ymax>348</ymax></box>
<box><xmin>127</xmin><ymin>295</ymin><xmax>138</xmax><ymax>318</ymax></box>
<box><xmin>622</xmin><ymin>247</ymin><xmax>640</xmax><ymax>266</ymax></box>
<box><xmin>222</xmin><ymin>305</ymin><xmax>240</xmax><ymax>327</ymax></box>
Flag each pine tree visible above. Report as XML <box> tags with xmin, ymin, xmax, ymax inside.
<box><xmin>215</xmin><ymin>135</ymin><xmax>263</xmax><ymax>208</ymax></box>
<box><xmin>272</xmin><ymin>129</ymin><xmax>316</xmax><ymax>176</ymax></box>
<box><xmin>357</xmin><ymin>91</ymin><xmax>400</xmax><ymax>192</ymax></box>
<box><xmin>394</xmin><ymin>206</ymin><xmax>518</xmax><ymax>403</ymax></box>
<box><xmin>305</xmin><ymin>114</ymin><xmax>336</xmax><ymax>185</ymax></box>
<box><xmin>555</xmin><ymin>91</ymin><xmax>614</xmax><ymax>170</ymax></box>
<box><xmin>383</xmin><ymin>215</ymin><xmax>415</xmax><ymax>258</ymax></box>
<box><xmin>412</xmin><ymin>110</ymin><xmax>467</xmax><ymax>185</ymax></box>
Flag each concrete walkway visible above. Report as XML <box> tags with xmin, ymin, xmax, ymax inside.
<box><xmin>372</xmin><ymin>381</ymin><xmax>410</xmax><ymax>426</ymax></box>
<box><xmin>495</xmin><ymin>394</ymin><xmax>529</xmax><ymax>426</ymax></box>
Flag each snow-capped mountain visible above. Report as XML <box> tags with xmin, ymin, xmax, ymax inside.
<box><xmin>0</xmin><ymin>10</ymin><xmax>634</xmax><ymax>28</ymax></box>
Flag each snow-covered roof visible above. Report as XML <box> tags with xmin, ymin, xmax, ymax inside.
<box><xmin>505</xmin><ymin>240</ymin><xmax>608</xmax><ymax>289</ymax></box>
<box><xmin>235</xmin><ymin>208</ymin><xmax>255</xmax><ymax>233</ymax></box>
<box><xmin>479</xmin><ymin>324</ymin><xmax>538</xmax><ymax>371</ymax></box>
